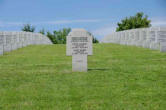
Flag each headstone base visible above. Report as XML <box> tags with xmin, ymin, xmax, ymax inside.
<box><xmin>150</xmin><ymin>42</ymin><xmax>160</xmax><ymax>50</ymax></box>
<box><xmin>160</xmin><ymin>42</ymin><xmax>166</xmax><ymax>52</ymax></box>
<box><xmin>11</xmin><ymin>44</ymin><xmax>18</xmax><ymax>50</ymax></box>
<box><xmin>72</xmin><ymin>55</ymin><xmax>87</xmax><ymax>72</ymax></box>
<box><xmin>143</xmin><ymin>41</ymin><xmax>151</xmax><ymax>48</ymax></box>
<box><xmin>0</xmin><ymin>45</ymin><xmax>3</xmax><ymax>55</ymax></box>
<box><xmin>4</xmin><ymin>45</ymin><xmax>11</xmax><ymax>52</ymax></box>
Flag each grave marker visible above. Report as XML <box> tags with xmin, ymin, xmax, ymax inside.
<box><xmin>0</xmin><ymin>32</ymin><xmax>4</xmax><ymax>55</ymax></box>
<box><xmin>66</xmin><ymin>29</ymin><xmax>93</xmax><ymax>72</ymax></box>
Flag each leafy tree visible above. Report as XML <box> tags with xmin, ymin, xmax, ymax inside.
<box><xmin>47</xmin><ymin>28</ymin><xmax>99</xmax><ymax>44</ymax></box>
<box><xmin>46</xmin><ymin>28</ymin><xmax>71</xmax><ymax>44</ymax></box>
<box><xmin>54</xmin><ymin>28</ymin><xmax>71</xmax><ymax>44</ymax></box>
<box><xmin>88</xmin><ymin>32</ymin><xmax>99</xmax><ymax>43</ymax></box>
<box><xmin>47</xmin><ymin>31</ymin><xmax>57</xmax><ymax>44</ymax></box>
<box><xmin>22</xmin><ymin>24</ymin><xmax>35</xmax><ymax>32</ymax></box>
<box><xmin>93</xmin><ymin>37</ymin><xmax>99</xmax><ymax>43</ymax></box>
<box><xmin>116</xmin><ymin>12</ymin><xmax>151</xmax><ymax>32</ymax></box>
<box><xmin>39</xmin><ymin>28</ymin><xmax>45</xmax><ymax>35</ymax></box>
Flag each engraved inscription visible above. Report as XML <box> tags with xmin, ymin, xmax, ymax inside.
<box><xmin>71</xmin><ymin>37</ymin><xmax>88</xmax><ymax>55</ymax></box>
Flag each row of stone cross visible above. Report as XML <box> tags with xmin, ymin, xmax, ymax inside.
<box><xmin>101</xmin><ymin>27</ymin><xmax>166</xmax><ymax>52</ymax></box>
<box><xmin>0</xmin><ymin>31</ymin><xmax>52</xmax><ymax>55</ymax></box>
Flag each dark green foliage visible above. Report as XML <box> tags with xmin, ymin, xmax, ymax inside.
<box><xmin>93</xmin><ymin>37</ymin><xmax>99</xmax><ymax>43</ymax></box>
<box><xmin>88</xmin><ymin>32</ymin><xmax>99</xmax><ymax>43</ymax></box>
<box><xmin>21</xmin><ymin>24</ymin><xmax>35</xmax><ymax>32</ymax></box>
<box><xmin>116</xmin><ymin>12</ymin><xmax>151</xmax><ymax>32</ymax></box>
<box><xmin>46</xmin><ymin>28</ymin><xmax>71</xmax><ymax>44</ymax></box>
<box><xmin>54</xmin><ymin>28</ymin><xmax>71</xmax><ymax>44</ymax></box>
<box><xmin>47</xmin><ymin>29</ymin><xmax>99</xmax><ymax>44</ymax></box>
<box><xmin>46</xmin><ymin>31</ymin><xmax>57</xmax><ymax>44</ymax></box>
<box><xmin>39</xmin><ymin>28</ymin><xmax>45</xmax><ymax>35</ymax></box>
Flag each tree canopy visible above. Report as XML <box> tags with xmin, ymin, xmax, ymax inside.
<box><xmin>46</xmin><ymin>28</ymin><xmax>71</xmax><ymax>44</ymax></box>
<box><xmin>116</xmin><ymin>12</ymin><xmax>151</xmax><ymax>32</ymax></box>
<box><xmin>39</xmin><ymin>28</ymin><xmax>45</xmax><ymax>35</ymax></box>
<box><xmin>88</xmin><ymin>32</ymin><xmax>99</xmax><ymax>43</ymax></box>
<box><xmin>21</xmin><ymin>24</ymin><xmax>35</xmax><ymax>32</ymax></box>
<box><xmin>47</xmin><ymin>29</ymin><xmax>99</xmax><ymax>44</ymax></box>
<box><xmin>21</xmin><ymin>24</ymin><xmax>98</xmax><ymax>44</ymax></box>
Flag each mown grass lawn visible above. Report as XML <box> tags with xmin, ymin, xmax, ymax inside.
<box><xmin>0</xmin><ymin>43</ymin><xmax>166</xmax><ymax>110</ymax></box>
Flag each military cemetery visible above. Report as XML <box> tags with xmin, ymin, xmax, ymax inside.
<box><xmin>0</xmin><ymin>0</ymin><xmax>166</xmax><ymax>110</ymax></box>
<box><xmin>101</xmin><ymin>27</ymin><xmax>166</xmax><ymax>52</ymax></box>
<box><xmin>0</xmin><ymin>31</ymin><xmax>52</xmax><ymax>55</ymax></box>
<box><xmin>0</xmin><ymin>26</ymin><xmax>166</xmax><ymax>110</ymax></box>
<box><xmin>0</xmin><ymin>25</ymin><xmax>166</xmax><ymax>110</ymax></box>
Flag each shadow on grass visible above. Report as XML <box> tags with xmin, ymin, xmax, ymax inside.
<box><xmin>88</xmin><ymin>68</ymin><xmax>110</xmax><ymax>71</ymax></box>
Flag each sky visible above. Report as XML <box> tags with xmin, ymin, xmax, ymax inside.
<box><xmin>0</xmin><ymin>0</ymin><xmax>166</xmax><ymax>40</ymax></box>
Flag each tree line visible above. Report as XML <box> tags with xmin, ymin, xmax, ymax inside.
<box><xmin>21</xmin><ymin>24</ymin><xmax>99</xmax><ymax>44</ymax></box>
<box><xmin>21</xmin><ymin>12</ymin><xmax>151</xmax><ymax>43</ymax></box>
<box><xmin>116</xmin><ymin>12</ymin><xmax>151</xmax><ymax>31</ymax></box>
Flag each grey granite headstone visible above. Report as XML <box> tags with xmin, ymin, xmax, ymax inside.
<box><xmin>11</xmin><ymin>32</ymin><xmax>17</xmax><ymax>50</ymax></box>
<box><xmin>23</xmin><ymin>32</ymin><xmax>27</xmax><ymax>47</ymax></box>
<box><xmin>4</xmin><ymin>32</ymin><xmax>12</xmax><ymax>52</ymax></box>
<box><xmin>16</xmin><ymin>32</ymin><xmax>21</xmax><ymax>48</ymax></box>
<box><xmin>128</xmin><ymin>30</ymin><xmax>135</xmax><ymax>45</ymax></box>
<box><xmin>66</xmin><ymin>29</ymin><xmax>93</xmax><ymax>72</ymax></box>
<box><xmin>134</xmin><ymin>29</ymin><xmax>140</xmax><ymax>46</ymax></box>
<box><xmin>120</xmin><ymin>32</ymin><xmax>125</xmax><ymax>45</ymax></box>
<box><xmin>142</xmin><ymin>29</ymin><xmax>152</xmax><ymax>48</ymax></box>
<box><xmin>158</xmin><ymin>27</ymin><xmax>166</xmax><ymax>52</ymax></box>
<box><xmin>0</xmin><ymin>32</ymin><xmax>4</xmax><ymax>55</ymax></box>
<box><xmin>18</xmin><ymin>32</ymin><xmax>23</xmax><ymax>48</ymax></box>
<box><xmin>137</xmin><ymin>28</ymin><xmax>147</xmax><ymax>47</ymax></box>
<box><xmin>160</xmin><ymin>42</ymin><xmax>166</xmax><ymax>52</ymax></box>
<box><xmin>149</xmin><ymin>27</ymin><xmax>159</xmax><ymax>50</ymax></box>
<box><xmin>125</xmin><ymin>31</ymin><xmax>129</xmax><ymax>45</ymax></box>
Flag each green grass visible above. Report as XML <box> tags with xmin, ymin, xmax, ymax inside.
<box><xmin>0</xmin><ymin>44</ymin><xmax>166</xmax><ymax>110</ymax></box>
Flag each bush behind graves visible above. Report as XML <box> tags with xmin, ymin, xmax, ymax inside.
<box><xmin>116</xmin><ymin>12</ymin><xmax>151</xmax><ymax>32</ymax></box>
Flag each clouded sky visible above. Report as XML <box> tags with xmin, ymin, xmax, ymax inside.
<box><xmin>0</xmin><ymin>0</ymin><xmax>166</xmax><ymax>39</ymax></box>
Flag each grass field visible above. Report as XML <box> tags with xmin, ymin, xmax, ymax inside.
<box><xmin>0</xmin><ymin>44</ymin><xmax>166</xmax><ymax>110</ymax></box>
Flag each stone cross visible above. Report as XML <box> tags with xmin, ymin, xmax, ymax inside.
<box><xmin>66</xmin><ymin>29</ymin><xmax>93</xmax><ymax>72</ymax></box>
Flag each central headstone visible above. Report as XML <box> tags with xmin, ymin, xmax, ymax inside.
<box><xmin>66</xmin><ymin>29</ymin><xmax>93</xmax><ymax>72</ymax></box>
